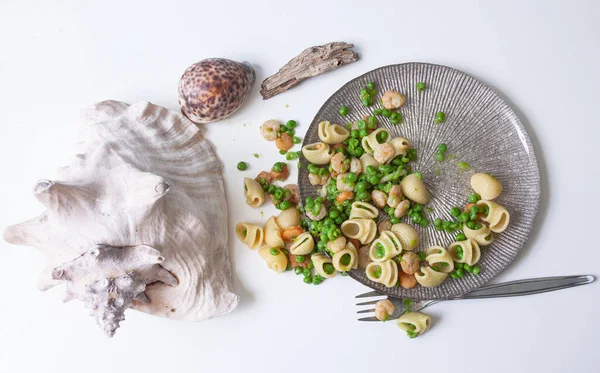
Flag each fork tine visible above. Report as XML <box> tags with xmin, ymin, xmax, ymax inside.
<box><xmin>355</xmin><ymin>291</ymin><xmax>382</xmax><ymax>299</ymax></box>
<box><xmin>355</xmin><ymin>299</ymin><xmax>380</xmax><ymax>306</ymax></box>
<box><xmin>356</xmin><ymin>308</ymin><xmax>375</xmax><ymax>314</ymax></box>
<box><xmin>358</xmin><ymin>316</ymin><xmax>380</xmax><ymax>322</ymax></box>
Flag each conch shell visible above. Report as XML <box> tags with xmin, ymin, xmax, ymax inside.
<box><xmin>3</xmin><ymin>101</ymin><xmax>239</xmax><ymax>337</ymax></box>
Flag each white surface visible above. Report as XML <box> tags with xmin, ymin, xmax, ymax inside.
<box><xmin>0</xmin><ymin>1</ymin><xmax>598</xmax><ymax>372</ymax></box>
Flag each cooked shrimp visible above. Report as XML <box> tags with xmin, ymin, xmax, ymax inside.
<box><xmin>350</xmin><ymin>158</ymin><xmax>362</xmax><ymax>175</ymax></box>
<box><xmin>331</xmin><ymin>152</ymin><xmax>349</xmax><ymax>173</ymax></box>
<box><xmin>283</xmin><ymin>184</ymin><xmax>299</xmax><ymax>204</ymax></box>
<box><xmin>336</xmin><ymin>191</ymin><xmax>354</xmax><ymax>204</ymax></box>
<box><xmin>336</xmin><ymin>173</ymin><xmax>354</xmax><ymax>192</ymax></box>
<box><xmin>309</xmin><ymin>173</ymin><xmax>329</xmax><ymax>186</ymax></box>
<box><xmin>374</xmin><ymin>143</ymin><xmax>396</xmax><ymax>164</ymax></box>
<box><xmin>378</xmin><ymin>220</ymin><xmax>391</xmax><ymax>234</ymax></box>
<box><xmin>371</xmin><ymin>190</ymin><xmax>387</xmax><ymax>209</ymax></box>
<box><xmin>255</xmin><ymin>171</ymin><xmax>273</xmax><ymax>185</ymax></box>
<box><xmin>276</xmin><ymin>132</ymin><xmax>293</xmax><ymax>151</ymax></box>
<box><xmin>306</xmin><ymin>205</ymin><xmax>327</xmax><ymax>221</ymax></box>
<box><xmin>282</xmin><ymin>226</ymin><xmax>304</xmax><ymax>242</ymax></box>
<box><xmin>374</xmin><ymin>299</ymin><xmax>396</xmax><ymax>322</ymax></box>
<box><xmin>381</xmin><ymin>90</ymin><xmax>406</xmax><ymax>110</ymax></box>
<box><xmin>399</xmin><ymin>271</ymin><xmax>417</xmax><ymax>289</ymax></box>
<box><xmin>400</xmin><ymin>252</ymin><xmax>420</xmax><ymax>275</ymax></box>
<box><xmin>387</xmin><ymin>185</ymin><xmax>402</xmax><ymax>208</ymax></box>
<box><xmin>260</xmin><ymin>119</ymin><xmax>280</xmax><ymax>141</ymax></box>
<box><xmin>394</xmin><ymin>199</ymin><xmax>410</xmax><ymax>218</ymax></box>
<box><xmin>270</xmin><ymin>164</ymin><xmax>289</xmax><ymax>181</ymax></box>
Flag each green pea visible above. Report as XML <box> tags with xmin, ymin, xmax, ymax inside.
<box><xmin>382</xmin><ymin>109</ymin><xmax>392</xmax><ymax>118</ymax></box>
<box><xmin>372</xmin><ymin>267</ymin><xmax>382</xmax><ymax>279</ymax></box>
<box><xmin>434</xmin><ymin>218</ymin><xmax>443</xmax><ymax>227</ymax></box>
<box><xmin>416</xmin><ymin>82</ymin><xmax>426</xmax><ymax>91</ymax></box>
<box><xmin>340</xmin><ymin>253</ymin><xmax>352</xmax><ymax>266</ymax></box>
<box><xmin>411</xmin><ymin>213</ymin><xmax>422</xmax><ymax>224</ymax></box>
<box><xmin>303</xmin><ymin>276</ymin><xmax>312</xmax><ymax>284</ymax></box>
<box><xmin>419</xmin><ymin>218</ymin><xmax>429</xmax><ymax>227</ymax></box>
<box><xmin>466</xmin><ymin>221</ymin><xmax>476</xmax><ymax>230</ymax></box>
<box><xmin>270</xmin><ymin>248</ymin><xmax>279</xmax><ymax>256</ymax></box>
<box><xmin>472</xmin><ymin>266</ymin><xmax>481</xmax><ymax>275</ymax></box>
<box><xmin>279</xmin><ymin>149</ymin><xmax>287</xmax><ymax>155</ymax></box>
<box><xmin>376</xmin><ymin>131</ymin><xmax>388</xmax><ymax>143</ymax></box>
<box><xmin>294</xmin><ymin>267</ymin><xmax>303</xmax><ymax>275</ymax></box>
<box><xmin>390</xmin><ymin>217</ymin><xmax>400</xmax><ymax>224</ymax></box>
<box><xmin>413</xmin><ymin>171</ymin><xmax>422</xmax><ymax>179</ymax></box>
<box><xmin>347</xmin><ymin>172</ymin><xmax>358</xmax><ymax>182</ymax></box>
<box><xmin>272</xmin><ymin>162</ymin><xmax>283</xmax><ymax>172</ymax></box>
<box><xmin>456</xmin><ymin>251</ymin><xmax>464</xmax><ymax>260</ymax></box>
<box><xmin>303</xmin><ymin>268</ymin><xmax>311</xmax><ymax>277</ymax></box>
<box><xmin>367</xmin><ymin>81</ymin><xmax>375</xmax><ymax>90</ymax></box>
<box><xmin>339</xmin><ymin>105</ymin><xmax>349</xmax><ymax>116</ymax></box>
<box><xmin>356</xmin><ymin>190</ymin><xmax>369</xmax><ymax>201</ymax></box>
<box><xmin>413</xmin><ymin>204</ymin><xmax>423</xmax><ymax>213</ymax></box>
<box><xmin>450</xmin><ymin>272</ymin><xmax>459</xmax><ymax>279</ymax></box>
<box><xmin>464</xmin><ymin>264</ymin><xmax>473</xmax><ymax>273</ymax></box>
<box><xmin>456</xmin><ymin>268</ymin><xmax>464</xmax><ymax>277</ymax></box>
<box><xmin>359</xmin><ymin>129</ymin><xmax>368</xmax><ymax>138</ymax></box>
<box><xmin>374</xmin><ymin>243</ymin><xmax>385</xmax><ymax>259</ymax></box>
<box><xmin>368</xmin><ymin>175</ymin><xmax>380</xmax><ymax>185</ymax></box>
<box><xmin>436</xmin><ymin>152</ymin><xmax>445</xmax><ymax>162</ymax></box>
<box><xmin>356</xmin><ymin>120</ymin><xmax>367</xmax><ymax>130</ymax></box>
<box><xmin>334</xmin><ymin>217</ymin><xmax>343</xmax><ymax>225</ymax></box>
<box><xmin>456</xmin><ymin>233</ymin><xmax>467</xmax><ymax>241</ymax></box>
<box><xmin>292</xmin><ymin>136</ymin><xmax>301</xmax><ymax>144</ymax></box>
<box><xmin>286</xmin><ymin>120</ymin><xmax>297</xmax><ymax>128</ymax></box>
<box><xmin>434</xmin><ymin>111</ymin><xmax>446</xmax><ymax>123</ymax></box>
<box><xmin>349</xmin><ymin>129</ymin><xmax>359</xmax><ymax>139</ymax></box>
<box><xmin>329</xmin><ymin>210</ymin><xmax>340</xmax><ymax>219</ymax></box>
<box><xmin>459</xmin><ymin>212</ymin><xmax>469</xmax><ymax>222</ymax></box>
<box><xmin>365</xmin><ymin>165</ymin><xmax>377</xmax><ymax>175</ymax></box>
<box><xmin>277</xmin><ymin>200</ymin><xmax>291</xmax><ymax>210</ymax></box>
<box><xmin>323</xmin><ymin>263</ymin><xmax>335</xmax><ymax>275</ymax></box>
<box><xmin>367</xmin><ymin>116</ymin><xmax>378</xmax><ymax>129</ymax></box>
<box><xmin>360</xmin><ymin>88</ymin><xmax>368</xmax><ymax>96</ymax></box>
<box><xmin>468</xmin><ymin>193</ymin><xmax>481</xmax><ymax>203</ymax></box>
<box><xmin>281</xmin><ymin>248</ymin><xmax>289</xmax><ymax>256</ymax></box>
<box><xmin>295</xmin><ymin>255</ymin><xmax>306</xmax><ymax>263</ymax></box>
<box><xmin>355</xmin><ymin>181</ymin><xmax>368</xmax><ymax>192</ymax></box>
<box><xmin>458</xmin><ymin>161</ymin><xmax>471</xmax><ymax>170</ymax></box>
<box><xmin>450</xmin><ymin>207</ymin><xmax>461</xmax><ymax>217</ymax></box>
<box><xmin>473</xmin><ymin>223</ymin><xmax>483</xmax><ymax>230</ymax></box>
<box><xmin>237</xmin><ymin>161</ymin><xmax>248</xmax><ymax>171</ymax></box>
<box><xmin>481</xmin><ymin>205</ymin><xmax>490</xmax><ymax>217</ymax></box>
<box><xmin>437</xmin><ymin>143</ymin><xmax>447</xmax><ymax>153</ymax></box>
<box><xmin>287</xmin><ymin>129</ymin><xmax>295</xmax><ymax>136</ymax></box>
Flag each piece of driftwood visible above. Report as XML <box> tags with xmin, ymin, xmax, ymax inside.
<box><xmin>260</xmin><ymin>42</ymin><xmax>359</xmax><ymax>99</ymax></box>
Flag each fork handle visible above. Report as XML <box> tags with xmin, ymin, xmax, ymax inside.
<box><xmin>455</xmin><ymin>275</ymin><xmax>594</xmax><ymax>300</ymax></box>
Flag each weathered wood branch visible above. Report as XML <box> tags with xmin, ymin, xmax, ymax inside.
<box><xmin>260</xmin><ymin>42</ymin><xmax>359</xmax><ymax>99</ymax></box>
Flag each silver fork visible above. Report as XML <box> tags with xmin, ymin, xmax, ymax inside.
<box><xmin>356</xmin><ymin>275</ymin><xmax>595</xmax><ymax>321</ymax></box>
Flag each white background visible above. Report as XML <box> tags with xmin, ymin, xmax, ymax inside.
<box><xmin>1</xmin><ymin>1</ymin><xmax>598</xmax><ymax>372</ymax></box>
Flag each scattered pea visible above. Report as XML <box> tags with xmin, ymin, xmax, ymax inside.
<box><xmin>270</xmin><ymin>248</ymin><xmax>279</xmax><ymax>256</ymax></box>
<box><xmin>237</xmin><ymin>161</ymin><xmax>247</xmax><ymax>171</ymax></box>
<box><xmin>416</xmin><ymin>82</ymin><xmax>426</xmax><ymax>92</ymax></box>
<box><xmin>339</xmin><ymin>106</ymin><xmax>349</xmax><ymax>116</ymax></box>
<box><xmin>435</xmin><ymin>111</ymin><xmax>446</xmax><ymax>123</ymax></box>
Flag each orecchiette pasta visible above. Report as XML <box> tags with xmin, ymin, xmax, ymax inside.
<box><xmin>349</xmin><ymin>201</ymin><xmax>379</xmax><ymax>219</ymax></box>
<box><xmin>396</xmin><ymin>312</ymin><xmax>431</xmax><ymax>336</ymax></box>
<box><xmin>471</xmin><ymin>173</ymin><xmax>503</xmax><ymax>200</ymax></box>
<box><xmin>369</xmin><ymin>231</ymin><xmax>402</xmax><ymax>262</ymax></box>
<box><xmin>400</xmin><ymin>173</ymin><xmax>431</xmax><ymax>204</ymax></box>
<box><xmin>258</xmin><ymin>247</ymin><xmax>288</xmax><ymax>273</ymax></box>
<box><xmin>341</xmin><ymin>219</ymin><xmax>377</xmax><ymax>244</ymax></box>
<box><xmin>359</xmin><ymin>153</ymin><xmax>380</xmax><ymax>171</ymax></box>
<box><xmin>312</xmin><ymin>252</ymin><xmax>337</xmax><ymax>278</ymax></box>
<box><xmin>415</xmin><ymin>266</ymin><xmax>448</xmax><ymax>287</ymax></box>
<box><xmin>276</xmin><ymin>207</ymin><xmax>300</xmax><ymax>230</ymax></box>
<box><xmin>326</xmin><ymin>236</ymin><xmax>347</xmax><ymax>254</ymax></box>
<box><xmin>332</xmin><ymin>244</ymin><xmax>358</xmax><ymax>272</ymax></box>
<box><xmin>390</xmin><ymin>223</ymin><xmax>419</xmax><ymax>251</ymax></box>
<box><xmin>365</xmin><ymin>259</ymin><xmax>398</xmax><ymax>287</ymax></box>
<box><xmin>425</xmin><ymin>246</ymin><xmax>454</xmax><ymax>273</ymax></box>
<box><xmin>302</xmin><ymin>142</ymin><xmax>334</xmax><ymax>165</ymax></box>
<box><xmin>463</xmin><ymin>223</ymin><xmax>494</xmax><ymax>246</ymax></box>
<box><xmin>289</xmin><ymin>232</ymin><xmax>314</xmax><ymax>255</ymax></box>
<box><xmin>263</xmin><ymin>216</ymin><xmax>284</xmax><ymax>248</ymax></box>
<box><xmin>318</xmin><ymin>120</ymin><xmax>350</xmax><ymax>144</ymax></box>
<box><xmin>476</xmin><ymin>200</ymin><xmax>510</xmax><ymax>233</ymax></box>
<box><xmin>448</xmin><ymin>239</ymin><xmax>481</xmax><ymax>266</ymax></box>
<box><xmin>361</xmin><ymin>128</ymin><xmax>391</xmax><ymax>155</ymax></box>
<box><xmin>235</xmin><ymin>222</ymin><xmax>264</xmax><ymax>250</ymax></box>
<box><xmin>243</xmin><ymin>178</ymin><xmax>265</xmax><ymax>208</ymax></box>
<box><xmin>389</xmin><ymin>137</ymin><xmax>411</xmax><ymax>156</ymax></box>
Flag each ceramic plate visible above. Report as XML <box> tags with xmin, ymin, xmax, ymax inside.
<box><xmin>298</xmin><ymin>63</ymin><xmax>541</xmax><ymax>300</ymax></box>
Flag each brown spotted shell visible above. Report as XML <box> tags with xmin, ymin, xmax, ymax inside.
<box><xmin>178</xmin><ymin>58</ymin><xmax>255</xmax><ymax>124</ymax></box>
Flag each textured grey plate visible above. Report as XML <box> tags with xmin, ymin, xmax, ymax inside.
<box><xmin>298</xmin><ymin>63</ymin><xmax>541</xmax><ymax>300</ymax></box>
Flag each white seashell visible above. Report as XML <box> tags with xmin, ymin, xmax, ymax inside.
<box><xmin>3</xmin><ymin>101</ymin><xmax>239</xmax><ymax>337</ymax></box>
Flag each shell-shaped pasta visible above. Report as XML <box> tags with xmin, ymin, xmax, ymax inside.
<box><xmin>476</xmin><ymin>200</ymin><xmax>510</xmax><ymax>233</ymax></box>
<box><xmin>425</xmin><ymin>246</ymin><xmax>454</xmax><ymax>273</ymax></box>
<box><xmin>361</xmin><ymin>128</ymin><xmax>391</xmax><ymax>155</ymax></box>
<box><xmin>369</xmin><ymin>231</ymin><xmax>402</xmax><ymax>262</ymax></box>
<box><xmin>389</xmin><ymin>137</ymin><xmax>411</xmax><ymax>156</ymax></box>
<box><xmin>244</xmin><ymin>178</ymin><xmax>265</xmax><ymax>208</ymax></box>
<box><xmin>448</xmin><ymin>239</ymin><xmax>481</xmax><ymax>266</ymax></box>
<box><xmin>327</xmin><ymin>236</ymin><xmax>347</xmax><ymax>254</ymax></box>
<box><xmin>289</xmin><ymin>232</ymin><xmax>314</xmax><ymax>255</ymax></box>
<box><xmin>396</xmin><ymin>312</ymin><xmax>431</xmax><ymax>336</ymax></box>
<box><xmin>258</xmin><ymin>247</ymin><xmax>288</xmax><ymax>273</ymax></box>
<box><xmin>302</xmin><ymin>142</ymin><xmax>334</xmax><ymax>165</ymax></box>
<box><xmin>332</xmin><ymin>244</ymin><xmax>358</xmax><ymax>272</ymax></box>
<box><xmin>312</xmin><ymin>252</ymin><xmax>337</xmax><ymax>279</ymax></box>
<box><xmin>235</xmin><ymin>222</ymin><xmax>264</xmax><ymax>250</ymax></box>
<box><xmin>415</xmin><ymin>266</ymin><xmax>448</xmax><ymax>287</ymax></box>
<box><xmin>341</xmin><ymin>219</ymin><xmax>377</xmax><ymax>244</ymax></box>
<box><xmin>317</xmin><ymin>120</ymin><xmax>350</xmax><ymax>144</ymax></box>
<box><xmin>471</xmin><ymin>173</ymin><xmax>503</xmax><ymax>200</ymax></box>
<box><xmin>359</xmin><ymin>153</ymin><xmax>380</xmax><ymax>171</ymax></box>
<box><xmin>400</xmin><ymin>173</ymin><xmax>431</xmax><ymax>204</ymax></box>
<box><xmin>463</xmin><ymin>223</ymin><xmax>494</xmax><ymax>246</ymax></box>
<box><xmin>276</xmin><ymin>207</ymin><xmax>300</xmax><ymax>230</ymax></box>
<box><xmin>349</xmin><ymin>201</ymin><xmax>379</xmax><ymax>220</ymax></box>
<box><xmin>365</xmin><ymin>259</ymin><xmax>398</xmax><ymax>287</ymax></box>
<box><xmin>390</xmin><ymin>223</ymin><xmax>419</xmax><ymax>251</ymax></box>
<box><xmin>263</xmin><ymin>216</ymin><xmax>284</xmax><ymax>248</ymax></box>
